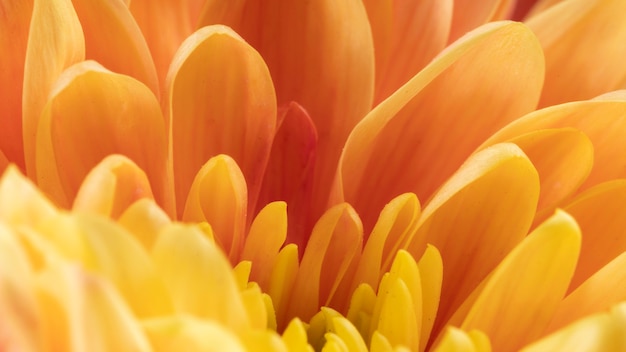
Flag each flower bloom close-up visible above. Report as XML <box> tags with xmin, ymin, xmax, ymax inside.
<box><xmin>3</xmin><ymin>0</ymin><xmax>626</xmax><ymax>350</ymax></box>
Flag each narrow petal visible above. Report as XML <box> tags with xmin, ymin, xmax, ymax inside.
<box><xmin>282</xmin><ymin>318</ymin><xmax>313</xmax><ymax>352</ymax></box>
<box><xmin>182</xmin><ymin>155</ymin><xmax>247</xmax><ymax>263</ymax></box>
<box><xmin>73</xmin><ymin>0</ymin><xmax>159</xmax><ymax>96</ymax></box>
<box><xmin>0</xmin><ymin>0</ymin><xmax>33</xmax><ymax>169</ymax></box>
<box><xmin>166</xmin><ymin>25</ymin><xmax>276</xmax><ymax>216</ymax></box>
<box><xmin>405</xmin><ymin>143</ymin><xmax>540</xmax><ymax>338</ymax></box>
<box><xmin>526</xmin><ymin>0</ymin><xmax>626</xmax><ymax>107</ymax></box>
<box><xmin>417</xmin><ymin>245</ymin><xmax>443</xmax><ymax>352</ymax></box>
<box><xmin>198</xmin><ymin>0</ymin><xmax>375</xmax><ymax>220</ymax></box>
<box><xmin>118</xmin><ymin>198</ymin><xmax>171</xmax><ymax>250</ymax></box>
<box><xmin>459</xmin><ymin>210</ymin><xmax>581</xmax><ymax>350</ymax></box>
<box><xmin>36</xmin><ymin>61</ymin><xmax>172</xmax><ymax>214</ymax></box>
<box><xmin>72</xmin><ymin>155</ymin><xmax>154</xmax><ymax>219</ymax></box>
<box><xmin>22</xmin><ymin>0</ymin><xmax>84</xmax><ymax>176</ymax></box>
<box><xmin>269</xmin><ymin>244</ymin><xmax>299</xmax><ymax>330</ymax></box>
<box><xmin>333</xmin><ymin>21</ymin><xmax>544</xmax><ymax>232</ymax></box>
<box><xmin>363</xmin><ymin>0</ymin><xmax>453</xmax><ymax>103</ymax></box>
<box><xmin>0</xmin><ymin>151</ymin><xmax>8</xmax><ymax>173</ymax></box>
<box><xmin>257</xmin><ymin>102</ymin><xmax>317</xmax><ymax>247</ymax></box>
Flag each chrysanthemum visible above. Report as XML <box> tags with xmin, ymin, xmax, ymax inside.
<box><xmin>2</xmin><ymin>0</ymin><xmax>626</xmax><ymax>350</ymax></box>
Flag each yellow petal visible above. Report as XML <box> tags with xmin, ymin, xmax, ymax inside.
<box><xmin>459</xmin><ymin>210</ymin><xmax>581</xmax><ymax>350</ymax></box>
<box><xmin>72</xmin><ymin>155</ymin><xmax>154</xmax><ymax>219</ymax></box>
<box><xmin>151</xmin><ymin>223</ymin><xmax>250</xmax><ymax>329</ymax></box>
<box><xmin>0</xmin><ymin>0</ymin><xmax>32</xmax><ymax>170</ymax></box>
<box><xmin>241</xmin><ymin>201</ymin><xmax>287</xmax><ymax>291</ymax></box>
<box><xmin>405</xmin><ymin>143</ymin><xmax>539</xmax><ymax>337</ymax></box>
<box><xmin>269</xmin><ymin>244</ymin><xmax>300</xmax><ymax>330</ymax></box>
<box><xmin>329</xmin><ymin>317</ymin><xmax>369</xmax><ymax>352</ymax></box>
<box><xmin>117</xmin><ymin>198</ymin><xmax>171</xmax><ymax>250</ymax></box>
<box><xmin>198</xmin><ymin>1</ymin><xmax>375</xmax><ymax>220</ymax></box>
<box><xmin>23</xmin><ymin>0</ymin><xmax>84</xmax><ymax>176</ymax></box>
<box><xmin>333</xmin><ymin>21</ymin><xmax>544</xmax><ymax>232</ymax></box>
<box><xmin>182</xmin><ymin>155</ymin><xmax>247</xmax><ymax>263</ymax></box>
<box><xmin>526</xmin><ymin>0</ymin><xmax>626</xmax><ymax>106</ymax></box>
<box><xmin>432</xmin><ymin>327</ymin><xmax>491</xmax><ymax>352</ymax></box>
<box><xmin>0</xmin><ymin>166</ymin><xmax>56</xmax><ymax>227</ymax></box>
<box><xmin>346</xmin><ymin>284</ymin><xmax>377</xmax><ymax>339</ymax></box>
<box><xmin>36</xmin><ymin>61</ymin><xmax>171</xmax><ymax>214</ymax></box>
<box><xmin>166</xmin><ymin>25</ymin><xmax>276</xmax><ymax>216</ymax></box>
<box><xmin>417</xmin><ymin>245</ymin><xmax>443</xmax><ymax>352</ymax></box>
<box><xmin>282</xmin><ymin>318</ymin><xmax>313</xmax><ymax>352</ymax></box>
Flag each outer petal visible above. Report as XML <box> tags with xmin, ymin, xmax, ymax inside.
<box><xmin>0</xmin><ymin>166</ymin><xmax>56</xmax><ymax>228</ymax></box>
<box><xmin>0</xmin><ymin>0</ymin><xmax>33</xmax><ymax>169</ymax></box>
<box><xmin>333</xmin><ymin>21</ymin><xmax>544</xmax><ymax>231</ymax></box>
<box><xmin>459</xmin><ymin>211</ymin><xmax>581</xmax><ymax>351</ymax></box>
<box><xmin>198</xmin><ymin>0</ymin><xmax>375</xmax><ymax>220</ymax></box>
<box><xmin>526</xmin><ymin>0</ymin><xmax>626</xmax><ymax>107</ymax></box>
<box><xmin>166</xmin><ymin>25</ymin><xmax>276</xmax><ymax>216</ymax></box>
<box><xmin>72</xmin><ymin>0</ymin><xmax>159</xmax><ymax>96</ymax></box>
<box><xmin>36</xmin><ymin>61</ymin><xmax>171</xmax><ymax>214</ymax></box>
<box><xmin>22</xmin><ymin>0</ymin><xmax>84</xmax><ymax>176</ymax></box>
<box><xmin>449</xmin><ymin>0</ymin><xmax>515</xmax><ymax>41</ymax></box>
<box><xmin>405</xmin><ymin>143</ymin><xmax>540</xmax><ymax>338</ymax></box>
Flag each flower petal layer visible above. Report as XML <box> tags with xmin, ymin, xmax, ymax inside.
<box><xmin>22</xmin><ymin>0</ymin><xmax>84</xmax><ymax>176</ymax></box>
<box><xmin>36</xmin><ymin>61</ymin><xmax>171</xmax><ymax>213</ymax></box>
<box><xmin>526</xmin><ymin>0</ymin><xmax>626</xmax><ymax>107</ymax></box>
<box><xmin>333</xmin><ymin>21</ymin><xmax>544</xmax><ymax>231</ymax></box>
<box><xmin>166</xmin><ymin>25</ymin><xmax>276</xmax><ymax>216</ymax></box>
<box><xmin>448</xmin><ymin>0</ymin><xmax>514</xmax><ymax>41</ymax></box>
<box><xmin>118</xmin><ymin>198</ymin><xmax>171</xmax><ymax>250</ymax></box>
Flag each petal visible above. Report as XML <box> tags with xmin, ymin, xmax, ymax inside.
<box><xmin>0</xmin><ymin>166</ymin><xmax>56</xmax><ymax>227</ymax></box>
<box><xmin>405</xmin><ymin>143</ymin><xmax>540</xmax><ymax>338</ymax></box>
<box><xmin>449</xmin><ymin>0</ymin><xmax>514</xmax><ymax>41</ymax></box>
<box><xmin>0</xmin><ymin>151</ymin><xmax>8</xmax><ymax>173</ymax></box>
<box><xmin>417</xmin><ymin>245</ymin><xmax>443</xmax><ymax>352</ymax></box>
<box><xmin>526</xmin><ymin>0</ymin><xmax>626</xmax><ymax>107</ymax></box>
<box><xmin>0</xmin><ymin>0</ymin><xmax>33</xmax><ymax>169</ymax></box>
<box><xmin>182</xmin><ymin>155</ymin><xmax>247</xmax><ymax>263</ymax></box>
<box><xmin>561</xmin><ymin>180</ymin><xmax>626</xmax><ymax>289</ymax></box>
<box><xmin>281</xmin><ymin>318</ymin><xmax>313</xmax><ymax>352</ymax></box>
<box><xmin>198</xmin><ymin>0</ymin><xmax>375</xmax><ymax>219</ymax></box>
<box><xmin>333</xmin><ymin>21</ymin><xmax>544</xmax><ymax>231</ymax></box>
<box><xmin>459</xmin><ymin>210</ymin><xmax>581</xmax><ymax>350</ymax></box>
<box><xmin>431</xmin><ymin>328</ymin><xmax>491</xmax><ymax>352</ymax></box>
<box><xmin>36</xmin><ymin>61</ymin><xmax>172</xmax><ymax>214</ymax></box>
<box><xmin>363</xmin><ymin>0</ymin><xmax>453</xmax><ymax>103</ymax></box>
<box><xmin>118</xmin><ymin>198</ymin><xmax>171</xmax><ymax>250</ymax></box>
<box><xmin>166</xmin><ymin>25</ymin><xmax>276</xmax><ymax>216</ymax></box>
<box><xmin>268</xmin><ymin>244</ymin><xmax>299</xmax><ymax>330</ymax></box>
<box><xmin>72</xmin><ymin>155</ymin><xmax>154</xmax><ymax>219</ymax></box>
<box><xmin>72</xmin><ymin>0</ymin><xmax>159</xmax><ymax>96</ymax></box>
<box><xmin>151</xmin><ymin>223</ymin><xmax>250</xmax><ymax>329</ymax></box>
<box><xmin>22</xmin><ymin>0</ymin><xmax>84</xmax><ymax>176</ymax></box>
<box><xmin>257</xmin><ymin>102</ymin><xmax>317</xmax><ymax>247</ymax></box>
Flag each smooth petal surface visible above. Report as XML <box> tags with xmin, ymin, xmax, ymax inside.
<box><xmin>166</xmin><ymin>25</ymin><xmax>276</xmax><ymax>216</ymax></box>
<box><xmin>405</xmin><ymin>143</ymin><xmax>540</xmax><ymax>337</ymax></box>
<box><xmin>459</xmin><ymin>211</ymin><xmax>581</xmax><ymax>351</ymax></box>
<box><xmin>22</xmin><ymin>0</ymin><xmax>84</xmax><ymax>176</ymax></box>
<box><xmin>118</xmin><ymin>198</ymin><xmax>171</xmax><ymax>250</ymax></box>
<box><xmin>0</xmin><ymin>0</ymin><xmax>33</xmax><ymax>169</ymax></box>
<box><xmin>36</xmin><ymin>61</ymin><xmax>171</xmax><ymax>214</ymax></box>
<box><xmin>449</xmin><ymin>0</ymin><xmax>514</xmax><ymax>41</ymax></box>
<box><xmin>73</xmin><ymin>0</ymin><xmax>159</xmax><ymax>96</ymax></box>
<box><xmin>333</xmin><ymin>21</ymin><xmax>544</xmax><ymax>231</ymax></box>
<box><xmin>73</xmin><ymin>155</ymin><xmax>154</xmax><ymax>219</ymax></box>
<box><xmin>198</xmin><ymin>0</ymin><xmax>375</xmax><ymax>220</ymax></box>
<box><xmin>0</xmin><ymin>166</ymin><xmax>56</xmax><ymax>228</ymax></box>
<box><xmin>432</xmin><ymin>328</ymin><xmax>491</xmax><ymax>352</ymax></box>
<box><xmin>182</xmin><ymin>155</ymin><xmax>247</xmax><ymax>263</ymax></box>
<box><xmin>0</xmin><ymin>151</ymin><xmax>8</xmax><ymax>174</ymax></box>
<box><xmin>363</xmin><ymin>0</ymin><xmax>453</xmax><ymax>103</ymax></box>
<box><xmin>526</xmin><ymin>0</ymin><xmax>626</xmax><ymax>107</ymax></box>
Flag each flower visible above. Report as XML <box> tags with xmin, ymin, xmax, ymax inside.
<box><xmin>2</xmin><ymin>0</ymin><xmax>626</xmax><ymax>350</ymax></box>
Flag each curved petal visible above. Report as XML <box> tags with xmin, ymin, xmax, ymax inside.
<box><xmin>22</xmin><ymin>0</ymin><xmax>84</xmax><ymax>176</ymax></box>
<box><xmin>118</xmin><ymin>198</ymin><xmax>171</xmax><ymax>250</ymax></box>
<box><xmin>333</xmin><ymin>21</ymin><xmax>544</xmax><ymax>232</ymax></box>
<box><xmin>405</xmin><ymin>143</ymin><xmax>540</xmax><ymax>338</ymax></box>
<box><xmin>198</xmin><ymin>0</ymin><xmax>375</xmax><ymax>219</ymax></box>
<box><xmin>73</xmin><ymin>0</ymin><xmax>159</xmax><ymax>96</ymax></box>
<box><xmin>448</xmin><ymin>0</ymin><xmax>514</xmax><ymax>41</ymax></box>
<box><xmin>526</xmin><ymin>0</ymin><xmax>626</xmax><ymax>107</ymax></box>
<box><xmin>166</xmin><ymin>25</ymin><xmax>276</xmax><ymax>216</ymax></box>
<box><xmin>0</xmin><ymin>166</ymin><xmax>56</xmax><ymax>228</ymax></box>
<box><xmin>0</xmin><ymin>0</ymin><xmax>33</xmax><ymax>170</ymax></box>
<box><xmin>36</xmin><ymin>61</ymin><xmax>172</xmax><ymax>214</ymax></box>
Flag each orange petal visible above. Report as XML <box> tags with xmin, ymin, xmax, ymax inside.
<box><xmin>333</xmin><ymin>21</ymin><xmax>544</xmax><ymax>232</ymax></box>
<box><xmin>482</xmin><ymin>97</ymin><xmax>626</xmax><ymax>197</ymax></box>
<box><xmin>257</xmin><ymin>102</ymin><xmax>317</xmax><ymax>247</ymax></box>
<box><xmin>0</xmin><ymin>150</ymin><xmax>9</xmax><ymax>174</ymax></box>
<box><xmin>72</xmin><ymin>0</ymin><xmax>159</xmax><ymax>96</ymax></box>
<box><xmin>286</xmin><ymin>204</ymin><xmax>363</xmax><ymax>322</ymax></box>
<box><xmin>405</xmin><ymin>143</ymin><xmax>540</xmax><ymax>338</ymax></box>
<box><xmin>363</xmin><ymin>0</ymin><xmax>453</xmax><ymax>104</ymax></box>
<box><xmin>526</xmin><ymin>0</ymin><xmax>626</xmax><ymax>107</ymax></box>
<box><xmin>198</xmin><ymin>0</ymin><xmax>375</xmax><ymax>219</ymax></box>
<box><xmin>73</xmin><ymin>155</ymin><xmax>154</xmax><ymax>219</ymax></box>
<box><xmin>448</xmin><ymin>0</ymin><xmax>514</xmax><ymax>42</ymax></box>
<box><xmin>35</xmin><ymin>61</ymin><xmax>172</xmax><ymax>214</ymax></box>
<box><xmin>22</xmin><ymin>0</ymin><xmax>84</xmax><ymax>176</ymax></box>
<box><xmin>181</xmin><ymin>155</ymin><xmax>247</xmax><ymax>263</ymax></box>
<box><xmin>166</xmin><ymin>25</ymin><xmax>276</xmax><ymax>216</ymax></box>
<box><xmin>561</xmin><ymin>180</ymin><xmax>626</xmax><ymax>290</ymax></box>
<box><xmin>0</xmin><ymin>0</ymin><xmax>33</xmax><ymax>170</ymax></box>
<box><xmin>459</xmin><ymin>210</ymin><xmax>581</xmax><ymax>350</ymax></box>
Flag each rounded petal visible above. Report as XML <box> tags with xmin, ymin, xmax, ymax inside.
<box><xmin>449</xmin><ymin>0</ymin><xmax>514</xmax><ymax>41</ymax></box>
